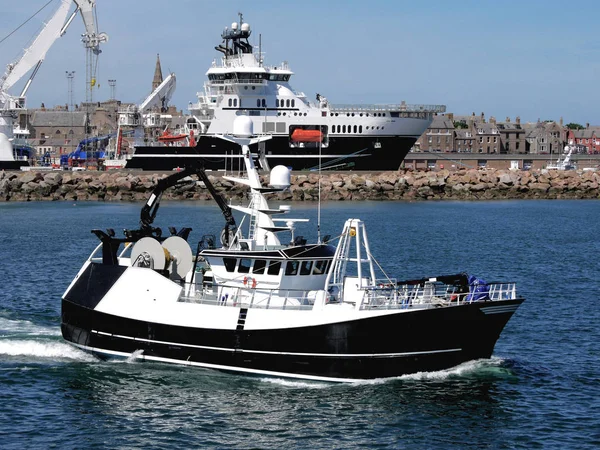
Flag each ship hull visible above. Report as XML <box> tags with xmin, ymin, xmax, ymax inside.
<box><xmin>62</xmin><ymin>295</ymin><xmax>522</xmax><ymax>382</ymax></box>
<box><xmin>0</xmin><ymin>160</ymin><xmax>29</xmax><ymax>170</ymax></box>
<box><xmin>125</xmin><ymin>135</ymin><xmax>418</xmax><ymax>171</ymax></box>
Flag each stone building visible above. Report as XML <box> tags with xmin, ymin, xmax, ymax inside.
<box><xmin>497</xmin><ymin>117</ymin><xmax>526</xmax><ymax>154</ymax></box>
<box><xmin>413</xmin><ymin>114</ymin><xmax>455</xmax><ymax>152</ymax></box>
<box><xmin>568</xmin><ymin>127</ymin><xmax>599</xmax><ymax>154</ymax></box>
<box><xmin>30</xmin><ymin>109</ymin><xmax>87</xmax><ymax>156</ymax></box>
<box><xmin>525</xmin><ymin>120</ymin><xmax>567</xmax><ymax>155</ymax></box>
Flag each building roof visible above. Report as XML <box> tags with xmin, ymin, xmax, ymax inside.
<box><xmin>31</xmin><ymin>111</ymin><xmax>87</xmax><ymax>127</ymax></box>
<box><xmin>428</xmin><ymin>114</ymin><xmax>455</xmax><ymax>130</ymax></box>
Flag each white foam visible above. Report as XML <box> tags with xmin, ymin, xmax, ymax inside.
<box><xmin>0</xmin><ymin>339</ymin><xmax>96</xmax><ymax>362</ymax></box>
<box><xmin>259</xmin><ymin>377</ymin><xmax>331</xmax><ymax>389</ymax></box>
<box><xmin>348</xmin><ymin>358</ymin><xmax>509</xmax><ymax>385</ymax></box>
<box><xmin>0</xmin><ymin>317</ymin><xmax>61</xmax><ymax>337</ymax></box>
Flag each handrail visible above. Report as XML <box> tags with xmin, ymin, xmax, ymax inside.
<box><xmin>178</xmin><ymin>280</ymin><xmax>518</xmax><ymax>311</ymax></box>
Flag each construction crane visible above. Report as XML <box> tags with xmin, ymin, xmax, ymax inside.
<box><xmin>0</xmin><ymin>0</ymin><xmax>107</xmax><ymax>167</ymax></box>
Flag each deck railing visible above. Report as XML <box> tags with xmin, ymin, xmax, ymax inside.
<box><xmin>178</xmin><ymin>280</ymin><xmax>517</xmax><ymax>312</ymax></box>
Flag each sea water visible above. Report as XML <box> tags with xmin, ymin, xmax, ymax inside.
<box><xmin>0</xmin><ymin>200</ymin><xmax>599</xmax><ymax>449</ymax></box>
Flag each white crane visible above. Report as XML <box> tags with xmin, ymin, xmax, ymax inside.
<box><xmin>117</xmin><ymin>72</ymin><xmax>178</xmax><ymax>150</ymax></box>
<box><xmin>0</xmin><ymin>0</ymin><xmax>107</xmax><ymax>167</ymax></box>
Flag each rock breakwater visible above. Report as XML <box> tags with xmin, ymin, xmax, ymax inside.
<box><xmin>1</xmin><ymin>168</ymin><xmax>599</xmax><ymax>202</ymax></box>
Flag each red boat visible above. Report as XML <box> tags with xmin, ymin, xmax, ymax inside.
<box><xmin>291</xmin><ymin>129</ymin><xmax>322</xmax><ymax>143</ymax></box>
<box><xmin>157</xmin><ymin>130</ymin><xmax>188</xmax><ymax>143</ymax></box>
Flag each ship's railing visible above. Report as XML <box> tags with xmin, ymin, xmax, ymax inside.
<box><xmin>328</xmin><ymin>103</ymin><xmax>446</xmax><ymax>113</ymax></box>
<box><xmin>178</xmin><ymin>280</ymin><xmax>517</xmax><ymax>311</ymax></box>
<box><xmin>208</xmin><ymin>79</ymin><xmax>265</xmax><ymax>86</ymax></box>
<box><xmin>359</xmin><ymin>281</ymin><xmax>517</xmax><ymax>310</ymax></box>
<box><xmin>179</xmin><ymin>284</ymin><xmax>318</xmax><ymax>311</ymax></box>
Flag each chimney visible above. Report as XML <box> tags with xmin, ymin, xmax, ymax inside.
<box><xmin>447</xmin><ymin>112</ymin><xmax>454</xmax><ymax>121</ymax></box>
<box><xmin>490</xmin><ymin>116</ymin><xmax>496</xmax><ymax>124</ymax></box>
<box><xmin>516</xmin><ymin>116</ymin><xmax>521</xmax><ymax>125</ymax></box>
<box><xmin>506</xmin><ymin>116</ymin><xmax>511</xmax><ymax>123</ymax></box>
<box><xmin>481</xmin><ymin>112</ymin><xmax>485</xmax><ymax>123</ymax></box>
<box><xmin>560</xmin><ymin>117</ymin><xmax>563</xmax><ymax>126</ymax></box>
<box><xmin>586</xmin><ymin>122</ymin><xmax>590</xmax><ymax>128</ymax></box>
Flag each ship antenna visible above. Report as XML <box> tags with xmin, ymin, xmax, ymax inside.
<box><xmin>317</xmin><ymin>127</ymin><xmax>322</xmax><ymax>244</ymax></box>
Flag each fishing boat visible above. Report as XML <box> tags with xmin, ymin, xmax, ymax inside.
<box><xmin>125</xmin><ymin>13</ymin><xmax>446</xmax><ymax>172</ymax></box>
<box><xmin>62</xmin><ymin>116</ymin><xmax>523</xmax><ymax>382</ymax></box>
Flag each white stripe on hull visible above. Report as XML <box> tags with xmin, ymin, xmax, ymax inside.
<box><xmin>92</xmin><ymin>329</ymin><xmax>461</xmax><ymax>358</ymax></box>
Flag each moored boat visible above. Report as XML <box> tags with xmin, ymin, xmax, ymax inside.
<box><xmin>62</xmin><ymin>116</ymin><xmax>523</xmax><ymax>381</ymax></box>
<box><xmin>125</xmin><ymin>14</ymin><xmax>446</xmax><ymax>172</ymax></box>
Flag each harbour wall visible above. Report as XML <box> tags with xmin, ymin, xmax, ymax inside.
<box><xmin>1</xmin><ymin>169</ymin><xmax>599</xmax><ymax>202</ymax></box>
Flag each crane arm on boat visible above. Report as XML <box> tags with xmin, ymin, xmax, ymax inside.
<box><xmin>139</xmin><ymin>166</ymin><xmax>237</xmax><ymax>245</ymax></box>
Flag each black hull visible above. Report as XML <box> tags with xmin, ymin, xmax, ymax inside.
<box><xmin>0</xmin><ymin>160</ymin><xmax>29</xmax><ymax>170</ymax></box>
<box><xmin>62</xmin><ymin>297</ymin><xmax>523</xmax><ymax>381</ymax></box>
<box><xmin>125</xmin><ymin>135</ymin><xmax>417</xmax><ymax>172</ymax></box>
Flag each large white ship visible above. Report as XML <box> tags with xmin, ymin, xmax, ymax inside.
<box><xmin>126</xmin><ymin>14</ymin><xmax>445</xmax><ymax>171</ymax></box>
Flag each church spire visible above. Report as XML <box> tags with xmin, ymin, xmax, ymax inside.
<box><xmin>152</xmin><ymin>53</ymin><xmax>163</xmax><ymax>91</ymax></box>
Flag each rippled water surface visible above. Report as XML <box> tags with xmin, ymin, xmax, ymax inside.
<box><xmin>1</xmin><ymin>200</ymin><xmax>599</xmax><ymax>449</ymax></box>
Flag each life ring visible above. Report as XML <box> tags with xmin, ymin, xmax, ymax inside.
<box><xmin>251</xmin><ymin>278</ymin><xmax>257</xmax><ymax>289</ymax></box>
<box><xmin>243</xmin><ymin>276</ymin><xmax>248</xmax><ymax>286</ymax></box>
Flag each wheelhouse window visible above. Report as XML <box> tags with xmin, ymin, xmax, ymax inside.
<box><xmin>228</xmin><ymin>98</ymin><xmax>232</xmax><ymax>107</ymax></box>
<box><xmin>267</xmin><ymin>261</ymin><xmax>281</xmax><ymax>275</ymax></box>
<box><xmin>285</xmin><ymin>261</ymin><xmax>299</xmax><ymax>276</ymax></box>
<box><xmin>238</xmin><ymin>258</ymin><xmax>252</xmax><ymax>274</ymax></box>
<box><xmin>223</xmin><ymin>258</ymin><xmax>236</xmax><ymax>272</ymax></box>
<box><xmin>252</xmin><ymin>259</ymin><xmax>266</xmax><ymax>274</ymax></box>
<box><xmin>300</xmin><ymin>261</ymin><xmax>313</xmax><ymax>275</ymax></box>
<box><xmin>312</xmin><ymin>260</ymin><xmax>329</xmax><ymax>275</ymax></box>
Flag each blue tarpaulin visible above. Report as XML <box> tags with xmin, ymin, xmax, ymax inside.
<box><xmin>466</xmin><ymin>275</ymin><xmax>490</xmax><ymax>302</ymax></box>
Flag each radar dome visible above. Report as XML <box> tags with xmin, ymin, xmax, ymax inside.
<box><xmin>241</xmin><ymin>23</ymin><xmax>250</xmax><ymax>32</ymax></box>
<box><xmin>233</xmin><ymin>116</ymin><xmax>253</xmax><ymax>137</ymax></box>
<box><xmin>270</xmin><ymin>165</ymin><xmax>291</xmax><ymax>189</ymax></box>
<box><xmin>0</xmin><ymin>133</ymin><xmax>15</xmax><ymax>161</ymax></box>
<box><xmin>231</xmin><ymin>22</ymin><xmax>238</xmax><ymax>30</ymax></box>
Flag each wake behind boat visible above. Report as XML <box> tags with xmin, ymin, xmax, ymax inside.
<box><xmin>62</xmin><ymin>117</ymin><xmax>523</xmax><ymax>382</ymax></box>
<box><xmin>125</xmin><ymin>14</ymin><xmax>446</xmax><ymax>172</ymax></box>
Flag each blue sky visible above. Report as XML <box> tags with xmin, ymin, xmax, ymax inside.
<box><xmin>1</xmin><ymin>0</ymin><xmax>598</xmax><ymax>125</ymax></box>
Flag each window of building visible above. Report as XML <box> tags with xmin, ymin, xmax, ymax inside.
<box><xmin>267</xmin><ymin>261</ymin><xmax>281</xmax><ymax>275</ymax></box>
<box><xmin>252</xmin><ymin>259</ymin><xmax>266</xmax><ymax>274</ymax></box>
<box><xmin>286</xmin><ymin>99</ymin><xmax>290</xmax><ymax>107</ymax></box>
<box><xmin>479</xmin><ymin>137</ymin><xmax>483</xmax><ymax>143</ymax></box>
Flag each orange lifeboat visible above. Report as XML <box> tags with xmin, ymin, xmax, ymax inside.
<box><xmin>291</xmin><ymin>129</ymin><xmax>322</xmax><ymax>143</ymax></box>
<box><xmin>157</xmin><ymin>130</ymin><xmax>188</xmax><ymax>143</ymax></box>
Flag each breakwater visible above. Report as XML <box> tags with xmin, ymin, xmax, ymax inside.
<box><xmin>1</xmin><ymin>168</ymin><xmax>599</xmax><ymax>202</ymax></box>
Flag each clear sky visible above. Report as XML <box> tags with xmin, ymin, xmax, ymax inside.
<box><xmin>1</xmin><ymin>0</ymin><xmax>598</xmax><ymax>125</ymax></box>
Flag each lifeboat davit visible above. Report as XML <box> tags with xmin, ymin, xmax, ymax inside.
<box><xmin>291</xmin><ymin>129</ymin><xmax>322</xmax><ymax>143</ymax></box>
<box><xmin>157</xmin><ymin>130</ymin><xmax>188</xmax><ymax>143</ymax></box>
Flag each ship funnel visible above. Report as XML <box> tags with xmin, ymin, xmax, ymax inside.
<box><xmin>270</xmin><ymin>165</ymin><xmax>291</xmax><ymax>189</ymax></box>
<box><xmin>233</xmin><ymin>116</ymin><xmax>253</xmax><ymax>138</ymax></box>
